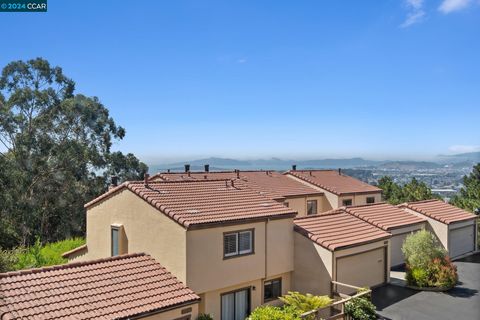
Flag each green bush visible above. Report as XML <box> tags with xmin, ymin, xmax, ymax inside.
<box><xmin>344</xmin><ymin>288</ymin><xmax>376</xmax><ymax>320</ymax></box>
<box><xmin>402</xmin><ymin>231</ymin><xmax>458</xmax><ymax>289</ymax></box>
<box><xmin>196</xmin><ymin>314</ymin><xmax>214</xmax><ymax>320</ymax></box>
<box><xmin>248</xmin><ymin>305</ymin><xmax>301</xmax><ymax>320</ymax></box>
<box><xmin>411</xmin><ymin>267</ymin><xmax>430</xmax><ymax>287</ymax></box>
<box><xmin>1</xmin><ymin>238</ymin><xmax>86</xmax><ymax>272</ymax></box>
<box><xmin>402</xmin><ymin>230</ymin><xmax>445</xmax><ymax>269</ymax></box>
<box><xmin>280</xmin><ymin>291</ymin><xmax>332</xmax><ymax>314</ymax></box>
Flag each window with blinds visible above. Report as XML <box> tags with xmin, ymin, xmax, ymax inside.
<box><xmin>224</xmin><ymin>230</ymin><xmax>253</xmax><ymax>258</ymax></box>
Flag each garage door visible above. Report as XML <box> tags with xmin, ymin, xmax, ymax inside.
<box><xmin>391</xmin><ymin>233</ymin><xmax>409</xmax><ymax>267</ymax></box>
<box><xmin>336</xmin><ymin>247</ymin><xmax>386</xmax><ymax>291</ymax></box>
<box><xmin>450</xmin><ymin>225</ymin><xmax>475</xmax><ymax>258</ymax></box>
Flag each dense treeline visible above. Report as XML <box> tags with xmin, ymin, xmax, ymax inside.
<box><xmin>0</xmin><ymin>58</ymin><xmax>147</xmax><ymax>249</ymax></box>
<box><xmin>377</xmin><ymin>176</ymin><xmax>443</xmax><ymax>205</ymax></box>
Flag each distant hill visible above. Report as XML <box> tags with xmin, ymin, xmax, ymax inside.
<box><xmin>437</xmin><ymin>152</ymin><xmax>480</xmax><ymax>164</ymax></box>
<box><xmin>148</xmin><ymin>154</ymin><xmax>478</xmax><ymax>173</ymax></box>
<box><xmin>378</xmin><ymin>161</ymin><xmax>441</xmax><ymax>170</ymax></box>
<box><xmin>150</xmin><ymin>157</ymin><xmax>381</xmax><ymax>172</ymax></box>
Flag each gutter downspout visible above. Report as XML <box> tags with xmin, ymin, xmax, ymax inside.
<box><xmin>265</xmin><ymin>218</ymin><xmax>269</xmax><ymax>279</ymax></box>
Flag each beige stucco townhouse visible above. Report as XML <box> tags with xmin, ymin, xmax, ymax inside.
<box><xmin>285</xmin><ymin>169</ymin><xmax>383</xmax><ymax>211</ymax></box>
<box><xmin>68</xmin><ymin>178</ymin><xmax>297</xmax><ymax>320</ymax></box>
<box><xmin>151</xmin><ymin>166</ymin><xmax>327</xmax><ymax>217</ymax></box>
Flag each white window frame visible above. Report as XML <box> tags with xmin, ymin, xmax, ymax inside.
<box><xmin>224</xmin><ymin>229</ymin><xmax>254</xmax><ymax>258</ymax></box>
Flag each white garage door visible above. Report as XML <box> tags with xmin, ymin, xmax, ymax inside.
<box><xmin>450</xmin><ymin>225</ymin><xmax>475</xmax><ymax>258</ymax></box>
<box><xmin>391</xmin><ymin>233</ymin><xmax>409</xmax><ymax>267</ymax></box>
<box><xmin>336</xmin><ymin>247</ymin><xmax>386</xmax><ymax>291</ymax></box>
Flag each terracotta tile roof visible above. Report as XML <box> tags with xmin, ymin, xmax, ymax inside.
<box><xmin>343</xmin><ymin>203</ymin><xmax>426</xmax><ymax>230</ymax></box>
<box><xmin>0</xmin><ymin>253</ymin><xmax>199</xmax><ymax>320</ymax></box>
<box><xmin>85</xmin><ymin>180</ymin><xmax>296</xmax><ymax>229</ymax></box>
<box><xmin>287</xmin><ymin>170</ymin><xmax>382</xmax><ymax>195</ymax></box>
<box><xmin>151</xmin><ymin>171</ymin><xmax>323</xmax><ymax>200</ymax></box>
<box><xmin>294</xmin><ymin>212</ymin><xmax>391</xmax><ymax>251</ymax></box>
<box><xmin>399</xmin><ymin>199</ymin><xmax>477</xmax><ymax>224</ymax></box>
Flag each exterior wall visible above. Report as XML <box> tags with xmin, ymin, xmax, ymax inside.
<box><xmin>283</xmin><ymin>195</ymin><xmax>326</xmax><ymax>217</ymax></box>
<box><xmin>85</xmin><ymin>189</ymin><xmax>187</xmax><ymax>282</ymax></box>
<box><xmin>139</xmin><ymin>303</ymin><xmax>199</xmax><ymax>320</ymax></box>
<box><xmin>186</xmin><ymin>218</ymin><xmax>294</xmax><ymax>294</ymax></box>
<box><xmin>199</xmin><ymin>272</ymin><xmax>292</xmax><ymax>319</ymax></box>
<box><xmin>293</xmin><ymin>233</ymin><xmax>332</xmax><ymax>296</ymax></box>
<box><xmin>403</xmin><ymin>207</ymin><xmax>449</xmax><ymax>250</ymax></box>
<box><xmin>339</xmin><ymin>193</ymin><xmax>382</xmax><ymax>207</ymax></box>
<box><xmin>448</xmin><ymin>220</ymin><xmax>476</xmax><ymax>258</ymax></box>
<box><xmin>284</xmin><ymin>174</ymin><xmax>382</xmax><ymax>211</ymax></box>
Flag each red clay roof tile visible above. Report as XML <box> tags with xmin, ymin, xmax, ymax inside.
<box><xmin>343</xmin><ymin>203</ymin><xmax>425</xmax><ymax>230</ymax></box>
<box><xmin>287</xmin><ymin>170</ymin><xmax>382</xmax><ymax>195</ymax></box>
<box><xmin>0</xmin><ymin>253</ymin><xmax>199</xmax><ymax>320</ymax></box>
<box><xmin>85</xmin><ymin>179</ymin><xmax>296</xmax><ymax>229</ymax></box>
<box><xmin>399</xmin><ymin>199</ymin><xmax>477</xmax><ymax>224</ymax></box>
<box><xmin>151</xmin><ymin>170</ymin><xmax>323</xmax><ymax>200</ymax></box>
<box><xmin>294</xmin><ymin>211</ymin><xmax>391</xmax><ymax>251</ymax></box>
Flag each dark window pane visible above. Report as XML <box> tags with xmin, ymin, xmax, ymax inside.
<box><xmin>366</xmin><ymin>197</ymin><xmax>375</xmax><ymax>204</ymax></box>
<box><xmin>224</xmin><ymin>233</ymin><xmax>238</xmax><ymax>257</ymax></box>
<box><xmin>238</xmin><ymin>231</ymin><xmax>252</xmax><ymax>254</ymax></box>
<box><xmin>264</xmin><ymin>279</ymin><xmax>282</xmax><ymax>301</ymax></box>
<box><xmin>342</xmin><ymin>199</ymin><xmax>352</xmax><ymax>206</ymax></box>
<box><xmin>307</xmin><ymin>200</ymin><xmax>317</xmax><ymax>215</ymax></box>
<box><xmin>111</xmin><ymin>228</ymin><xmax>119</xmax><ymax>256</ymax></box>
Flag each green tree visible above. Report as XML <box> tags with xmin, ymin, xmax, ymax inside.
<box><xmin>0</xmin><ymin>58</ymin><xmax>147</xmax><ymax>248</ymax></box>
<box><xmin>450</xmin><ymin>163</ymin><xmax>480</xmax><ymax>213</ymax></box>
<box><xmin>378</xmin><ymin>176</ymin><xmax>441</xmax><ymax>205</ymax></box>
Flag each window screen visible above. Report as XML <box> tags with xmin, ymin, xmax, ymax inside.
<box><xmin>224</xmin><ymin>233</ymin><xmax>238</xmax><ymax>257</ymax></box>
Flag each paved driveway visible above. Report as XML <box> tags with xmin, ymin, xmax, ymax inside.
<box><xmin>372</xmin><ymin>253</ymin><xmax>480</xmax><ymax>320</ymax></box>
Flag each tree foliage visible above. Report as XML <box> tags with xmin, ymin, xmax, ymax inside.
<box><xmin>450</xmin><ymin>163</ymin><xmax>480</xmax><ymax>213</ymax></box>
<box><xmin>0</xmin><ymin>58</ymin><xmax>147</xmax><ymax>248</ymax></box>
<box><xmin>377</xmin><ymin>176</ymin><xmax>441</xmax><ymax>205</ymax></box>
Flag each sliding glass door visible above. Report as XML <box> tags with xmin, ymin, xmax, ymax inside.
<box><xmin>221</xmin><ymin>288</ymin><xmax>250</xmax><ymax>320</ymax></box>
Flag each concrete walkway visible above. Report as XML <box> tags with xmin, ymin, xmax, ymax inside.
<box><xmin>372</xmin><ymin>253</ymin><xmax>480</xmax><ymax>320</ymax></box>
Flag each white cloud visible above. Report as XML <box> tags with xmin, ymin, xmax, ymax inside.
<box><xmin>448</xmin><ymin>145</ymin><xmax>480</xmax><ymax>153</ymax></box>
<box><xmin>237</xmin><ymin>58</ymin><xmax>247</xmax><ymax>64</ymax></box>
<box><xmin>439</xmin><ymin>0</ymin><xmax>472</xmax><ymax>13</ymax></box>
<box><xmin>401</xmin><ymin>0</ymin><xmax>426</xmax><ymax>27</ymax></box>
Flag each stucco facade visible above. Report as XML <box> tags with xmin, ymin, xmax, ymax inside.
<box><xmin>83</xmin><ymin>188</ymin><xmax>295</xmax><ymax>318</ymax></box>
<box><xmin>138</xmin><ymin>304</ymin><xmax>199</xmax><ymax>320</ymax></box>
<box><xmin>285</xmin><ymin>174</ymin><xmax>382</xmax><ymax>211</ymax></box>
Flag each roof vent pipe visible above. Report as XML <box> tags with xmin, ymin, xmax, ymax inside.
<box><xmin>111</xmin><ymin>176</ymin><xmax>118</xmax><ymax>187</ymax></box>
<box><xmin>204</xmin><ymin>164</ymin><xmax>210</xmax><ymax>172</ymax></box>
<box><xmin>185</xmin><ymin>164</ymin><xmax>190</xmax><ymax>172</ymax></box>
<box><xmin>167</xmin><ymin>169</ymin><xmax>170</xmax><ymax>173</ymax></box>
<box><xmin>338</xmin><ymin>168</ymin><xmax>341</xmax><ymax>175</ymax></box>
<box><xmin>144</xmin><ymin>173</ymin><xmax>150</xmax><ymax>185</ymax></box>
<box><xmin>292</xmin><ymin>164</ymin><xmax>297</xmax><ymax>171</ymax></box>
<box><xmin>236</xmin><ymin>170</ymin><xmax>240</xmax><ymax>179</ymax></box>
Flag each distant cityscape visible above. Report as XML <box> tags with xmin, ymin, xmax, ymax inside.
<box><xmin>149</xmin><ymin>152</ymin><xmax>480</xmax><ymax>200</ymax></box>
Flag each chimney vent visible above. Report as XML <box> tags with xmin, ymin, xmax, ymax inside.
<box><xmin>309</xmin><ymin>171</ymin><xmax>312</xmax><ymax>176</ymax></box>
<box><xmin>292</xmin><ymin>164</ymin><xmax>297</xmax><ymax>171</ymax></box>
<box><xmin>167</xmin><ymin>169</ymin><xmax>170</xmax><ymax>173</ymax></box>
<box><xmin>144</xmin><ymin>173</ymin><xmax>150</xmax><ymax>185</ymax></box>
<box><xmin>236</xmin><ymin>170</ymin><xmax>240</xmax><ymax>179</ymax></box>
<box><xmin>338</xmin><ymin>168</ymin><xmax>342</xmax><ymax>175</ymax></box>
<box><xmin>185</xmin><ymin>164</ymin><xmax>190</xmax><ymax>172</ymax></box>
<box><xmin>204</xmin><ymin>164</ymin><xmax>210</xmax><ymax>172</ymax></box>
<box><xmin>111</xmin><ymin>176</ymin><xmax>118</xmax><ymax>187</ymax></box>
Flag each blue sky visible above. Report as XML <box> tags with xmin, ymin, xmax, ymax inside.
<box><xmin>1</xmin><ymin>0</ymin><xmax>479</xmax><ymax>164</ymax></box>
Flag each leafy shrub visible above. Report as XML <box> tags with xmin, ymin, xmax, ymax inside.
<box><xmin>197</xmin><ymin>314</ymin><xmax>214</xmax><ymax>320</ymax></box>
<box><xmin>402</xmin><ymin>230</ymin><xmax>445</xmax><ymax>269</ymax></box>
<box><xmin>403</xmin><ymin>231</ymin><xmax>458</xmax><ymax>289</ymax></box>
<box><xmin>433</xmin><ymin>257</ymin><xmax>458</xmax><ymax>288</ymax></box>
<box><xmin>248</xmin><ymin>305</ymin><xmax>300</xmax><ymax>320</ymax></box>
<box><xmin>0</xmin><ymin>248</ymin><xmax>17</xmax><ymax>273</ymax></box>
<box><xmin>344</xmin><ymin>288</ymin><xmax>376</xmax><ymax>320</ymax></box>
<box><xmin>411</xmin><ymin>267</ymin><xmax>430</xmax><ymax>287</ymax></box>
<box><xmin>280</xmin><ymin>291</ymin><xmax>332</xmax><ymax>314</ymax></box>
